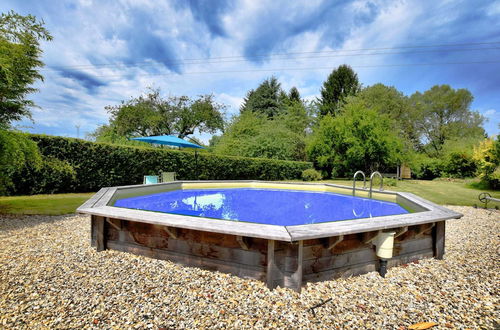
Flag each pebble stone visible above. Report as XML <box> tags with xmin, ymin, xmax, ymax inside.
<box><xmin>0</xmin><ymin>206</ymin><xmax>498</xmax><ymax>329</ymax></box>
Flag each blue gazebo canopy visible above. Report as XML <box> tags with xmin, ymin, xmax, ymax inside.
<box><xmin>131</xmin><ymin>135</ymin><xmax>205</xmax><ymax>149</ymax></box>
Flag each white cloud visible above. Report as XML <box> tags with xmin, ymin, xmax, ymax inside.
<box><xmin>484</xmin><ymin>109</ymin><xmax>496</xmax><ymax>117</ymax></box>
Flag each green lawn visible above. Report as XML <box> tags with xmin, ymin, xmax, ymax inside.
<box><xmin>0</xmin><ymin>179</ymin><xmax>498</xmax><ymax>216</ymax></box>
<box><xmin>323</xmin><ymin>179</ymin><xmax>500</xmax><ymax>207</ymax></box>
<box><xmin>0</xmin><ymin>193</ymin><xmax>95</xmax><ymax>216</ymax></box>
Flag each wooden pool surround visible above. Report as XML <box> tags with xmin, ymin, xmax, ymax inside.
<box><xmin>77</xmin><ymin>181</ymin><xmax>463</xmax><ymax>292</ymax></box>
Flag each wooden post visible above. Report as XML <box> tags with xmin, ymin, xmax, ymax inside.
<box><xmin>95</xmin><ymin>216</ymin><xmax>107</xmax><ymax>252</ymax></box>
<box><xmin>289</xmin><ymin>241</ymin><xmax>303</xmax><ymax>292</ymax></box>
<box><xmin>432</xmin><ymin>221</ymin><xmax>445</xmax><ymax>259</ymax></box>
<box><xmin>266</xmin><ymin>240</ymin><xmax>276</xmax><ymax>289</ymax></box>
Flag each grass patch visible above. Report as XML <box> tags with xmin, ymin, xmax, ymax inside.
<box><xmin>324</xmin><ymin>178</ymin><xmax>500</xmax><ymax>206</ymax></box>
<box><xmin>0</xmin><ymin>193</ymin><xmax>95</xmax><ymax>216</ymax></box>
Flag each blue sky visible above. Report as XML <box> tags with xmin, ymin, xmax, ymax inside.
<box><xmin>2</xmin><ymin>0</ymin><xmax>499</xmax><ymax>141</ymax></box>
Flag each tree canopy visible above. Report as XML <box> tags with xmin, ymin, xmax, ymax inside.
<box><xmin>409</xmin><ymin>85</ymin><xmax>485</xmax><ymax>156</ymax></box>
<box><xmin>319</xmin><ymin>64</ymin><xmax>360</xmax><ymax>117</ymax></box>
<box><xmin>0</xmin><ymin>11</ymin><xmax>52</xmax><ymax>127</ymax></box>
<box><xmin>91</xmin><ymin>88</ymin><xmax>225</xmax><ymax>143</ymax></box>
<box><xmin>213</xmin><ymin>102</ymin><xmax>309</xmax><ymax>161</ymax></box>
<box><xmin>212</xmin><ymin>77</ymin><xmax>310</xmax><ymax>160</ymax></box>
<box><xmin>240</xmin><ymin>76</ymin><xmax>297</xmax><ymax>118</ymax></box>
<box><xmin>306</xmin><ymin>103</ymin><xmax>405</xmax><ymax>177</ymax></box>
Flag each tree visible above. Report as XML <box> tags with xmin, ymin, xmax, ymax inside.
<box><xmin>319</xmin><ymin>64</ymin><xmax>360</xmax><ymax>117</ymax></box>
<box><xmin>240</xmin><ymin>76</ymin><xmax>287</xmax><ymax>118</ymax></box>
<box><xmin>410</xmin><ymin>85</ymin><xmax>485</xmax><ymax>156</ymax></box>
<box><xmin>306</xmin><ymin>103</ymin><xmax>404</xmax><ymax>178</ymax></box>
<box><xmin>353</xmin><ymin>84</ymin><xmax>421</xmax><ymax>149</ymax></box>
<box><xmin>213</xmin><ymin>109</ymin><xmax>308</xmax><ymax>161</ymax></box>
<box><xmin>288</xmin><ymin>87</ymin><xmax>301</xmax><ymax>103</ymax></box>
<box><xmin>94</xmin><ymin>88</ymin><xmax>225</xmax><ymax>141</ymax></box>
<box><xmin>0</xmin><ymin>11</ymin><xmax>52</xmax><ymax>127</ymax></box>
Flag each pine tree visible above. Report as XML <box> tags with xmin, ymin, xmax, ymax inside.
<box><xmin>288</xmin><ymin>87</ymin><xmax>301</xmax><ymax>103</ymax></box>
<box><xmin>319</xmin><ymin>64</ymin><xmax>360</xmax><ymax>117</ymax></box>
<box><xmin>240</xmin><ymin>76</ymin><xmax>285</xmax><ymax>118</ymax></box>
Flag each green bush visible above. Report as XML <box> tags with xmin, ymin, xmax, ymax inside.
<box><xmin>473</xmin><ymin>137</ymin><xmax>500</xmax><ymax>189</ymax></box>
<box><xmin>412</xmin><ymin>156</ymin><xmax>443</xmax><ymax>180</ymax></box>
<box><xmin>384</xmin><ymin>178</ymin><xmax>398</xmax><ymax>187</ymax></box>
<box><xmin>12</xmin><ymin>156</ymin><xmax>76</xmax><ymax>195</ymax></box>
<box><xmin>301</xmin><ymin>168</ymin><xmax>322</xmax><ymax>181</ymax></box>
<box><xmin>441</xmin><ymin>151</ymin><xmax>477</xmax><ymax>178</ymax></box>
<box><xmin>0</xmin><ymin>129</ymin><xmax>42</xmax><ymax>194</ymax></box>
<box><xmin>9</xmin><ymin>133</ymin><xmax>312</xmax><ymax>194</ymax></box>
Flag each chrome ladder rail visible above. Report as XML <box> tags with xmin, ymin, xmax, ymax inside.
<box><xmin>369</xmin><ymin>171</ymin><xmax>383</xmax><ymax>198</ymax></box>
<box><xmin>352</xmin><ymin>170</ymin><xmax>366</xmax><ymax>196</ymax></box>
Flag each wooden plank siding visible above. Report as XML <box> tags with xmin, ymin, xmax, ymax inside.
<box><xmin>92</xmin><ymin>217</ymin><xmax>441</xmax><ymax>291</ymax></box>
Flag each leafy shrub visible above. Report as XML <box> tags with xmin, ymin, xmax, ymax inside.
<box><xmin>0</xmin><ymin>129</ymin><xmax>42</xmax><ymax>194</ymax></box>
<box><xmin>441</xmin><ymin>151</ymin><xmax>477</xmax><ymax>178</ymax></box>
<box><xmin>384</xmin><ymin>178</ymin><xmax>398</xmax><ymax>187</ymax></box>
<box><xmin>473</xmin><ymin>137</ymin><xmax>500</xmax><ymax>189</ymax></box>
<box><xmin>12</xmin><ymin>157</ymin><xmax>76</xmax><ymax>195</ymax></box>
<box><xmin>301</xmin><ymin>168</ymin><xmax>322</xmax><ymax>181</ymax></box>
<box><xmin>412</xmin><ymin>156</ymin><xmax>443</xmax><ymax>180</ymax></box>
<box><xmin>8</xmin><ymin>133</ymin><xmax>312</xmax><ymax>194</ymax></box>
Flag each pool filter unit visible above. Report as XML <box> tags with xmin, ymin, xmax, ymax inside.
<box><xmin>375</xmin><ymin>231</ymin><xmax>395</xmax><ymax>277</ymax></box>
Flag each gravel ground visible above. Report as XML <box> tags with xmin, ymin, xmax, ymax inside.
<box><xmin>0</xmin><ymin>206</ymin><xmax>498</xmax><ymax>329</ymax></box>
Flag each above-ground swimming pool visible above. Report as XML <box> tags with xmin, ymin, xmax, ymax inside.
<box><xmin>78</xmin><ymin>181</ymin><xmax>462</xmax><ymax>291</ymax></box>
<box><xmin>114</xmin><ymin>188</ymin><xmax>409</xmax><ymax>226</ymax></box>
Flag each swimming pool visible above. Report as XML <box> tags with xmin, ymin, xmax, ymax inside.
<box><xmin>114</xmin><ymin>188</ymin><xmax>409</xmax><ymax>226</ymax></box>
<box><xmin>78</xmin><ymin>180</ymin><xmax>462</xmax><ymax>291</ymax></box>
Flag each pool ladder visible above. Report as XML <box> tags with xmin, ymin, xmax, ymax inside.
<box><xmin>353</xmin><ymin>171</ymin><xmax>383</xmax><ymax>198</ymax></box>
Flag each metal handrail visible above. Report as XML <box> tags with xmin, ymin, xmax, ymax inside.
<box><xmin>352</xmin><ymin>170</ymin><xmax>366</xmax><ymax>196</ymax></box>
<box><xmin>369</xmin><ymin>171</ymin><xmax>383</xmax><ymax>198</ymax></box>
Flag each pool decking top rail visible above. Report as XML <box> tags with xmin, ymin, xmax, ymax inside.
<box><xmin>77</xmin><ymin>180</ymin><xmax>463</xmax><ymax>242</ymax></box>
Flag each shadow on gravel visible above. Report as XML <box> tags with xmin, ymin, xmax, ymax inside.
<box><xmin>0</xmin><ymin>214</ymin><xmax>86</xmax><ymax>232</ymax></box>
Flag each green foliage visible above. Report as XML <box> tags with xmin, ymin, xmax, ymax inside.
<box><xmin>93</xmin><ymin>88</ymin><xmax>225</xmax><ymax>141</ymax></box>
<box><xmin>354</xmin><ymin>84</ymin><xmax>420</xmax><ymax>150</ymax></box>
<box><xmin>384</xmin><ymin>178</ymin><xmax>398</xmax><ymax>187</ymax></box>
<box><xmin>86</xmin><ymin>124</ymin><xmax>151</xmax><ymax>147</ymax></box>
<box><xmin>12</xmin><ymin>156</ymin><xmax>76</xmax><ymax>195</ymax></box>
<box><xmin>288</xmin><ymin>87</ymin><xmax>301</xmax><ymax>103</ymax></box>
<box><xmin>319</xmin><ymin>64</ymin><xmax>360</xmax><ymax>117</ymax></box>
<box><xmin>214</xmin><ymin>103</ymin><xmax>309</xmax><ymax>161</ymax></box>
<box><xmin>6</xmin><ymin>133</ymin><xmax>311</xmax><ymax>194</ymax></box>
<box><xmin>301</xmin><ymin>168</ymin><xmax>322</xmax><ymax>181</ymax></box>
<box><xmin>240</xmin><ymin>76</ymin><xmax>288</xmax><ymax>118</ymax></box>
<box><xmin>441</xmin><ymin>151</ymin><xmax>477</xmax><ymax>178</ymax></box>
<box><xmin>306</xmin><ymin>103</ymin><xmax>404</xmax><ymax>178</ymax></box>
<box><xmin>0</xmin><ymin>129</ymin><xmax>42</xmax><ymax>194</ymax></box>
<box><xmin>411</xmin><ymin>155</ymin><xmax>443</xmax><ymax>180</ymax></box>
<box><xmin>0</xmin><ymin>11</ymin><xmax>52</xmax><ymax>126</ymax></box>
<box><xmin>409</xmin><ymin>85</ymin><xmax>485</xmax><ymax>156</ymax></box>
<box><xmin>473</xmin><ymin>137</ymin><xmax>500</xmax><ymax>189</ymax></box>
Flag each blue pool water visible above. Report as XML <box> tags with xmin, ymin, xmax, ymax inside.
<box><xmin>114</xmin><ymin>188</ymin><xmax>409</xmax><ymax>226</ymax></box>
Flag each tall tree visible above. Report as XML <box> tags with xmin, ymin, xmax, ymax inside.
<box><xmin>240</xmin><ymin>76</ymin><xmax>286</xmax><ymax>118</ymax></box>
<box><xmin>410</xmin><ymin>85</ymin><xmax>485</xmax><ymax>156</ymax></box>
<box><xmin>306</xmin><ymin>103</ymin><xmax>404</xmax><ymax>177</ymax></box>
<box><xmin>94</xmin><ymin>88</ymin><xmax>225</xmax><ymax>141</ymax></box>
<box><xmin>319</xmin><ymin>64</ymin><xmax>360</xmax><ymax>117</ymax></box>
<box><xmin>353</xmin><ymin>84</ymin><xmax>421</xmax><ymax>150</ymax></box>
<box><xmin>0</xmin><ymin>11</ymin><xmax>52</xmax><ymax>127</ymax></box>
<box><xmin>288</xmin><ymin>87</ymin><xmax>301</xmax><ymax>103</ymax></box>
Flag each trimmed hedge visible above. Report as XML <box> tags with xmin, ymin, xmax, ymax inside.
<box><xmin>16</xmin><ymin>134</ymin><xmax>312</xmax><ymax>193</ymax></box>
